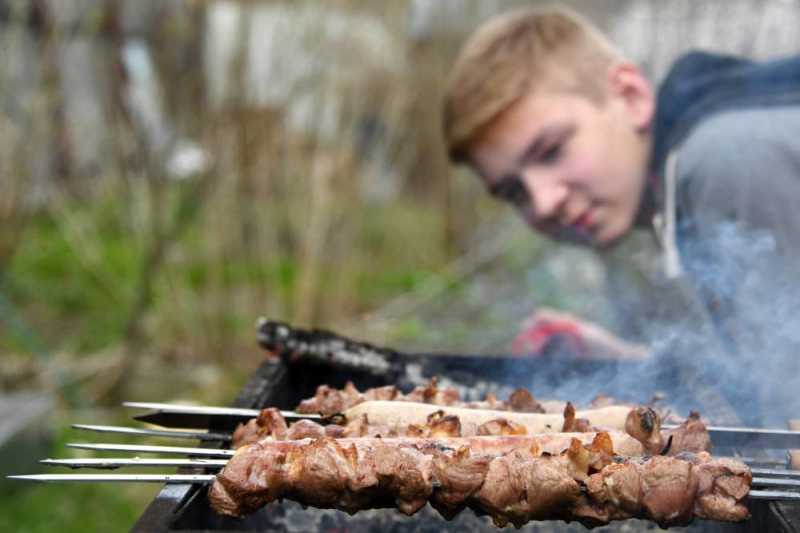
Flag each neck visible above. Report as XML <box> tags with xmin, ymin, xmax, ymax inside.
<box><xmin>634</xmin><ymin>133</ymin><xmax>657</xmax><ymax>228</ymax></box>
<box><xmin>634</xmin><ymin>171</ymin><xmax>657</xmax><ymax>228</ymax></box>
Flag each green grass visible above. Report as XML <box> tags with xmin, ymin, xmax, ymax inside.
<box><xmin>1</xmin><ymin>192</ymin><xmax>465</xmax><ymax>364</ymax></box>
<box><xmin>5</xmin><ymin>209</ymin><xmax>136</xmax><ymax>353</ymax></box>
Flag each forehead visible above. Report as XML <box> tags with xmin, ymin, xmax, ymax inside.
<box><xmin>468</xmin><ymin>91</ymin><xmax>581</xmax><ymax>175</ymax></box>
<box><xmin>484</xmin><ymin>91</ymin><xmax>578</xmax><ymax>144</ymax></box>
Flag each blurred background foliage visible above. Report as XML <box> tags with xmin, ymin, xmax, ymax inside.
<box><xmin>1</xmin><ymin>0</ymin><xmax>799</xmax><ymax>529</ymax></box>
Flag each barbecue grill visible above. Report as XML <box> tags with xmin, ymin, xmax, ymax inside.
<box><xmin>13</xmin><ymin>320</ymin><xmax>800</xmax><ymax>531</ymax></box>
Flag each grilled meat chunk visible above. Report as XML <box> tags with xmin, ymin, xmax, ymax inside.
<box><xmin>563</xmin><ymin>402</ymin><xmax>595</xmax><ymax>433</ymax></box>
<box><xmin>623</xmin><ymin>408</ymin><xmax>712</xmax><ymax>456</ymax></box>
<box><xmin>625</xmin><ymin>406</ymin><xmax>664</xmax><ymax>455</ymax></box>
<box><xmin>508</xmin><ymin>389</ymin><xmax>546</xmax><ymax>413</ymax></box>
<box><xmin>664</xmin><ymin>411</ymin><xmax>713</xmax><ymax>455</ymax></box>
<box><xmin>231</xmin><ymin>408</ymin><xmax>288</xmax><ymax>448</ymax></box>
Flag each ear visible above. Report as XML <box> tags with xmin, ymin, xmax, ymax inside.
<box><xmin>605</xmin><ymin>62</ymin><xmax>654</xmax><ymax>132</ymax></box>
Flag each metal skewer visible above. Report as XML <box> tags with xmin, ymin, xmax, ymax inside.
<box><xmin>750</xmin><ymin>467</ymin><xmax>800</xmax><ymax>478</ymax></box>
<box><xmin>65</xmin><ymin>422</ymin><xmax>800</xmax><ymax>473</ymax></box>
<box><xmin>53</xmin><ymin>442</ymin><xmax>800</xmax><ymax>483</ymax></box>
<box><xmin>41</xmin><ymin>458</ymin><xmax>228</xmax><ymax>469</ymax></box>
<box><xmin>123</xmin><ymin>402</ymin><xmax>319</xmax><ymax>430</ymax></box>
<box><xmin>661</xmin><ymin>424</ymin><xmax>800</xmax><ymax>449</ymax></box>
<box><xmin>8</xmin><ymin>474</ymin><xmax>215</xmax><ymax>483</ymax></box>
<box><xmin>60</xmin><ymin>442</ymin><xmax>800</xmax><ymax>470</ymax></box>
<box><xmin>751</xmin><ymin>477</ymin><xmax>800</xmax><ymax>489</ymax></box>
<box><xmin>66</xmin><ymin>443</ymin><xmax>235</xmax><ymax>457</ymax></box>
<box><xmin>72</xmin><ymin>424</ymin><xmax>232</xmax><ymax>442</ymax></box>
<box><xmin>35</xmin><ymin>455</ymin><xmax>800</xmax><ymax>483</ymax></box>
<box><xmin>8</xmin><ymin>473</ymin><xmax>800</xmax><ymax>502</ymax></box>
<box><xmin>749</xmin><ymin>490</ymin><xmax>800</xmax><ymax>501</ymax></box>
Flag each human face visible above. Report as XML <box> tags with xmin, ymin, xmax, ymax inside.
<box><xmin>468</xmin><ymin>83</ymin><xmax>652</xmax><ymax>247</ymax></box>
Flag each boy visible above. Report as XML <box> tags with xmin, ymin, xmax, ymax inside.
<box><xmin>443</xmin><ymin>7</ymin><xmax>800</xmax><ymax>424</ymax></box>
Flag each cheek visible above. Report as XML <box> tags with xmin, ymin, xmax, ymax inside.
<box><xmin>562</xmin><ymin>146</ymin><xmax>608</xmax><ymax>195</ymax></box>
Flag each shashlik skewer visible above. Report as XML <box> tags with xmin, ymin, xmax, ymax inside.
<box><xmin>13</xmin><ymin>431</ymin><xmax>800</xmax><ymax>526</ymax></box>
<box><xmin>64</xmin><ymin>432</ymin><xmax>645</xmax><ymax>458</ymax></box>
<box><xmin>42</xmin><ymin>433</ymin><xmax>796</xmax><ymax>473</ymax></box>
<box><xmin>35</xmin><ymin>455</ymin><xmax>800</xmax><ymax>479</ymax></box>
<box><xmin>206</xmin><ymin>434</ymin><xmax>752</xmax><ymax>526</ymax></box>
<box><xmin>341</xmin><ymin>401</ymin><xmax>629</xmax><ymax>433</ymax></box>
<box><xmin>6</xmin><ymin>472</ymin><xmax>797</xmax><ymax>506</ymax></box>
<box><xmin>123</xmin><ymin>401</ymin><xmax>800</xmax><ymax>449</ymax></box>
<box><xmin>124</xmin><ymin>377</ymin><xmax>562</xmax><ymax>429</ymax></box>
<box><xmin>8</xmin><ymin>473</ymin><xmax>798</xmax><ymax>491</ymax></box>
<box><xmin>40</xmin><ymin>458</ymin><xmax>229</xmax><ymax>469</ymax></box>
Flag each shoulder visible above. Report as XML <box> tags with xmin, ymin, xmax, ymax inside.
<box><xmin>677</xmin><ymin>106</ymin><xmax>800</xmax><ymax>199</ymax></box>
<box><xmin>674</xmin><ymin>105</ymin><xmax>800</xmax><ymax>244</ymax></box>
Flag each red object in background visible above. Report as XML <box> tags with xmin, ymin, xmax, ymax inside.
<box><xmin>511</xmin><ymin>320</ymin><xmax>588</xmax><ymax>357</ymax></box>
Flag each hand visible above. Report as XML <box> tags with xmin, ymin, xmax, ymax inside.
<box><xmin>512</xmin><ymin>307</ymin><xmax>651</xmax><ymax>361</ymax></box>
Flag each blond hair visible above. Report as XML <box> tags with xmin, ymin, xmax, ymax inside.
<box><xmin>443</xmin><ymin>6</ymin><xmax>621</xmax><ymax>162</ymax></box>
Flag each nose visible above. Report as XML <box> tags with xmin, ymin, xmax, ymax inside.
<box><xmin>520</xmin><ymin>171</ymin><xmax>569</xmax><ymax>222</ymax></box>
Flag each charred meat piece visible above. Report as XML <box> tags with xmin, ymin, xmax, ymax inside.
<box><xmin>563</xmin><ymin>402</ymin><xmax>595</xmax><ymax>433</ymax></box>
<box><xmin>232</xmin><ymin>409</ymin><xmax>347</xmax><ymax>448</ymax></box>
<box><xmin>625</xmin><ymin>407</ymin><xmax>664</xmax><ymax>455</ymax></box>
<box><xmin>231</xmin><ymin>408</ymin><xmax>288</xmax><ymax>448</ymax></box>
<box><xmin>296</xmin><ymin>379</ymin><xmax>552</xmax><ymax>416</ymax></box>
<box><xmin>295</xmin><ymin>381</ymin><xmax>381</xmax><ymax>415</ymax></box>
<box><xmin>507</xmin><ymin>388</ymin><xmax>545</xmax><ymax>413</ymax></box>
<box><xmin>623</xmin><ymin>408</ymin><xmax>712</xmax><ymax>457</ymax></box>
<box><xmin>208</xmin><ymin>434</ymin><xmax>750</xmax><ymax>526</ymax></box>
<box><xmin>405</xmin><ymin>410</ymin><xmax>462</xmax><ymax>438</ymax></box>
<box><xmin>663</xmin><ymin>411</ymin><xmax>713</xmax><ymax>455</ymax></box>
<box><xmin>394</xmin><ymin>377</ymin><xmax>461</xmax><ymax>406</ymax></box>
<box><xmin>296</xmin><ymin>379</ymin><xmax>455</xmax><ymax>415</ymax></box>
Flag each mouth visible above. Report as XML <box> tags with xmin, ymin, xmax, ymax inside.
<box><xmin>553</xmin><ymin>210</ymin><xmax>596</xmax><ymax>245</ymax></box>
<box><xmin>568</xmin><ymin>210</ymin><xmax>594</xmax><ymax>233</ymax></box>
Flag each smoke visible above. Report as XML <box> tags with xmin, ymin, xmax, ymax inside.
<box><xmin>385</xmin><ymin>215</ymin><xmax>799</xmax><ymax>430</ymax></box>
<box><xmin>446</xmin><ymin>217</ymin><xmax>800</xmax><ymax>430</ymax></box>
<box><xmin>610</xmin><ymin>218</ymin><xmax>800</xmax><ymax>428</ymax></box>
